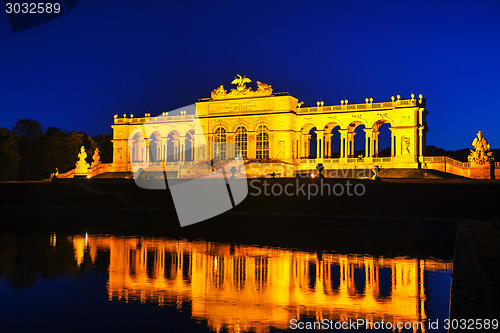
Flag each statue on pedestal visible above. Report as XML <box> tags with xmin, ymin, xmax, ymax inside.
<box><xmin>75</xmin><ymin>146</ymin><xmax>90</xmax><ymax>175</ymax></box>
<box><xmin>468</xmin><ymin>131</ymin><xmax>493</xmax><ymax>165</ymax></box>
<box><xmin>91</xmin><ymin>148</ymin><xmax>101</xmax><ymax>168</ymax></box>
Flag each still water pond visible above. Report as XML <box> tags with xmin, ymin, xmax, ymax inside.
<box><xmin>0</xmin><ymin>233</ymin><xmax>452</xmax><ymax>333</ymax></box>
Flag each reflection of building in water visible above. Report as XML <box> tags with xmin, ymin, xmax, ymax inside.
<box><xmin>68</xmin><ymin>235</ymin><xmax>451</xmax><ymax>333</ymax></box>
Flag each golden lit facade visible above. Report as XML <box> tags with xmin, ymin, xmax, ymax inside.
<box><xmin>70</xmin><ymin>234</ymin><xmax>451</xmax><ymax>333</ymax></box>
<box><xmin>109</xmin><ymin>77</ymin><xmax>428</xmax><ymax>177</ymax></box>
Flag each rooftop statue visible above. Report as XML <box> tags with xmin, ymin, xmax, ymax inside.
<box><xmin>256</xmin><ymin>81</ymin><xmax>272</xmax><ymax>93</ymax></box>
<box><xmin>212</xmin><ymin>85</ymin><xmax>227</xmax><ymax>97</ymax></box>
<box><xmin>468</xmin><ymin>131</ymin><xmax>493</xmax><ymax>165</ymax></box>
<box><xmin>211</xmin><ymin>75</ymin><xmax>273</xmax><ymax>100</ymax></box>
<box><xmin>231</xmin><ymin>74</ymin><xmax>252</xmax><ymax>93</ymax></box>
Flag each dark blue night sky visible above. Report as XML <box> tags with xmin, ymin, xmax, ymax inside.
<box><xmin>1</xmin><ymin>0</ymin><xmax>499</xmax><ymax>149</ymax></box>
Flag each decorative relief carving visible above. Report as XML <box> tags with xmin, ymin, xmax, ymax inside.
<box><xmin>278</xmin><ymin>140</ymin><xmax>285</xmax><ymax>157</ymax></box>
<box><xmin>401</xmin><ymin>136</ymin><xmax>411</xmax><ymax>154</ymax></box>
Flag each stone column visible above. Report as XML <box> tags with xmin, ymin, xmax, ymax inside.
<box><xmin>173</xmin><ymin>140</ymin><xmax>179</xmax><ymax>161</ymax></box>
<box><xmin>324</xmin><ymin>133</ymin><xmax>332</xmax><ymax>158</ymax></box>
<box><xmin>188</xmin><ymin>138</ymin><xmax>194</xmax><ymax>161</ymax></box>
<box><xmin>338</xmin><ymin>129</ymin><xmax>349</xmax><ymax>160</ymax></box>
<box><xmin>418</xmin><ymin>126</ymin><xmax>425</xmax><ymax>161</ymax></box>
<box><xmin>179</xmin><ymin>136</ymin><xmax>185</xmax><ymax>162</ymax></box>
<box><xmin>347</xmin><ymin>132</ymin><xmax>356</xmax><ymax>158</ymax></box>
<box><xmin>248</xmin><ymin>134</ymin><xmax>256</xmax><ymax>159</ymax></box>
<box><xmin>364</xmin><ymin>128</ymin><xmax>373</xmax><ymax>158</ymax></box>
<box><xmin>226</xmin><ymin>134</ymin><xmax>233</xmax><ymax>159</ymax></box>
<box><xmin>306</xmin><ymin>135</ymin><xmax>311</xmax><ymax>158</ymax></box>
<box><xmin>295</xmin><ymin>137</ymin><xmax>299</xmax><ymax>159</ymax></box>
<box><xmin>372</xmin><ymin>131</ymin><xmax>380</xmax><ymax>157</ymax></box>
<box><xmin>314</xmin><ymin>130</ymin><xmax>324</xmax><ymax>158</ymax></box>
<box><xmin>389</xmin><ymin>128</ymin><xmax>395</xmax><ymax>157</ymax></box>
<box><xmin>193</xmin><ymin>133</ymin><xmax>207</xmax><ymax>162</ymax></box>
<box><xmin>300</xmin><ymin>134</ymin><xmax>305</xmax><ymax>158</ymax></box>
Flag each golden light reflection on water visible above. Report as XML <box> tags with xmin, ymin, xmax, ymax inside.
<box><xmin>69</xmin><ymin>235</ymin><xmax>451</xmax><ymax>333</ymax></box>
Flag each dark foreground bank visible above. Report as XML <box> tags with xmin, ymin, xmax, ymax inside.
<box><xmin>0</xmin><ymin>178</ymin><xmax>499</xmax><ymax>321</ymax></box>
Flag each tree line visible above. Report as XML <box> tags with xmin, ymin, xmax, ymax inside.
<box><xmin>0</xmin><ymin>119</ymin><xmax>112</xmax><ymax>180</ymax></box>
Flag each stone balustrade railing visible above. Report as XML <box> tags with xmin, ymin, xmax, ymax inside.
<box><xmin>114</xmin><ymin>114</ymin><xmax>195</xmax><ymax>124</ymax></box>
<box><xmin>297</xmin><ymin>99</ymin><xmax>419</xmax><ymax>114</ymax></box>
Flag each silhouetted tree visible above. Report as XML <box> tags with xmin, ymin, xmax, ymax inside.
<box><xmin>92</xmin><ymin>134</ymin><xmax>113</xmax><ymax>163</ymax></box>
<box><xmin>0</xmin><ymin>128</ymin><xmax>21</xmax><ymax>180</ymax></box>
<box><xmin>0</xmin><ymin>234</ymin><xmax>80</xmax><ymax>289</ymax></box>
<box><xmin>12</xmin><ymin>119</ymin><xmax>43</xmax><ymax>140</ymax></box>
<box><xmin>425</xmin><ymin>145</ymin><xmax>447</xmax><ymax>156</ymax></box>
<box><xmin>10</xmin><ymin>119</ymin><xmax>99</xmax><ymax>179</ymax></box>
<box><xmin>378</xmin><ymin>147</ymin><xmax>391</xmax><ymax>157</ymax></box>
<box><xmin>13</xmin><ymin>119</ymin><xmax>45</xmax><ymax>179</ymax></box>
<box><xmin>425</xmin><ymin>145</ymin><xmax>485</xmax><ymax>162</ymax></box>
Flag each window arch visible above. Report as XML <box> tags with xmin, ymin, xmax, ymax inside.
<box><xmin>131</xmin><ymin>133</ymin><xmax>144</xmax><ymax>162</ymax></box>
<box><xmin>213</xmin><ymin>127</ymin><xmax>227</xmax><ymax>160</ymax></box>
<box><xmin>234</xmin><ymin>126</ymin><xmax>248</xmax><ymax>159</ymax></box>
<box><xmin>149</xmin><ymin>132</ymin><xmax>161</xmax><ymax>162</ymax></box>
<box><xmin>185</xmin><ymin>130</ymin><xmax>194</xmax><ymax>161</ymax></box>
<box><xmin>256</xmin><ymin>125</ymin><xmax>270</xmax><ymax>160</ymax></box>
<box><xmin>166</xmin><ymin>131</ymin><xmax>180</xmax><ymax>162</ymax></box>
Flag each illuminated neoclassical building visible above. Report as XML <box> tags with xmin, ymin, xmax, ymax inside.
<box><xmin>54</xmin><ymin>75</ymin><xmax>499</xmax><ymax>179</ymax></box>
<box><xmin>108</xmin><ymin>76</ymin><xmax>428</xmax><ymax>177</ymax></box>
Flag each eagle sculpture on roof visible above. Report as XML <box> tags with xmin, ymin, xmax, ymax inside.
<box><xmin>231</xmin><ymin>74</ymin><xmax>251</xmax><ymax>92</ymax></box>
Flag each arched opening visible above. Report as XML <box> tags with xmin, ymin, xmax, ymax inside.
<box><xmin>185</xmin><ymin>130</ymin><xmax>194</xmax><ymax>161</ymax></box>
<box><xmin>131</xmin><ymin>132</ymin><xmax>144</xmax><ymax>162</ymax></box>
<box><xmin>234</xmin><ymin>126</ymin><xmax>248</xmax><ymax>159</ymax></box>
<box><xmin>148</xmin><ymin>132</ymin><xmax>161</xmax><ymax>162</ymax></box>
<box><xmin>308</xmin><ymin>127</ymin><xmax>317</xmax><ymax>158</ymax></box>
<box><xmin>256</xmin><ymin>125</ymin><xmax>269</xmax><ymax>160</ymax></box>
<box><xmin>166</xmin><ymin>131</ymin><xmax>180</xmax><ymax>162</ymax></box>
<box><xmin>213</xmin><ymin>127</ymin><xmax>227</xmax><ymax>161</ymax></box>
<box><xmin>353</xmin><ymin>124</ymin><xmax>366</xmax><ymax>158</ymax></box>
<box><xmin>300</xmin><ymin>124</ymin><xmax>315</xmax><ymax>158</ymax></box>
<box><xmin>376</xmin><ymin>122</ymin><xmax>392</xmax><ymax>157</ymax></box>
<box><xmin>324</xmin><ymin>124</ymin><xmax>341</xmax><ymax>158</ymax></box>
<box><xmin>347</xmin><ymin>122</ymin><xmax>366</xmax><ymax>158</ymax></box>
